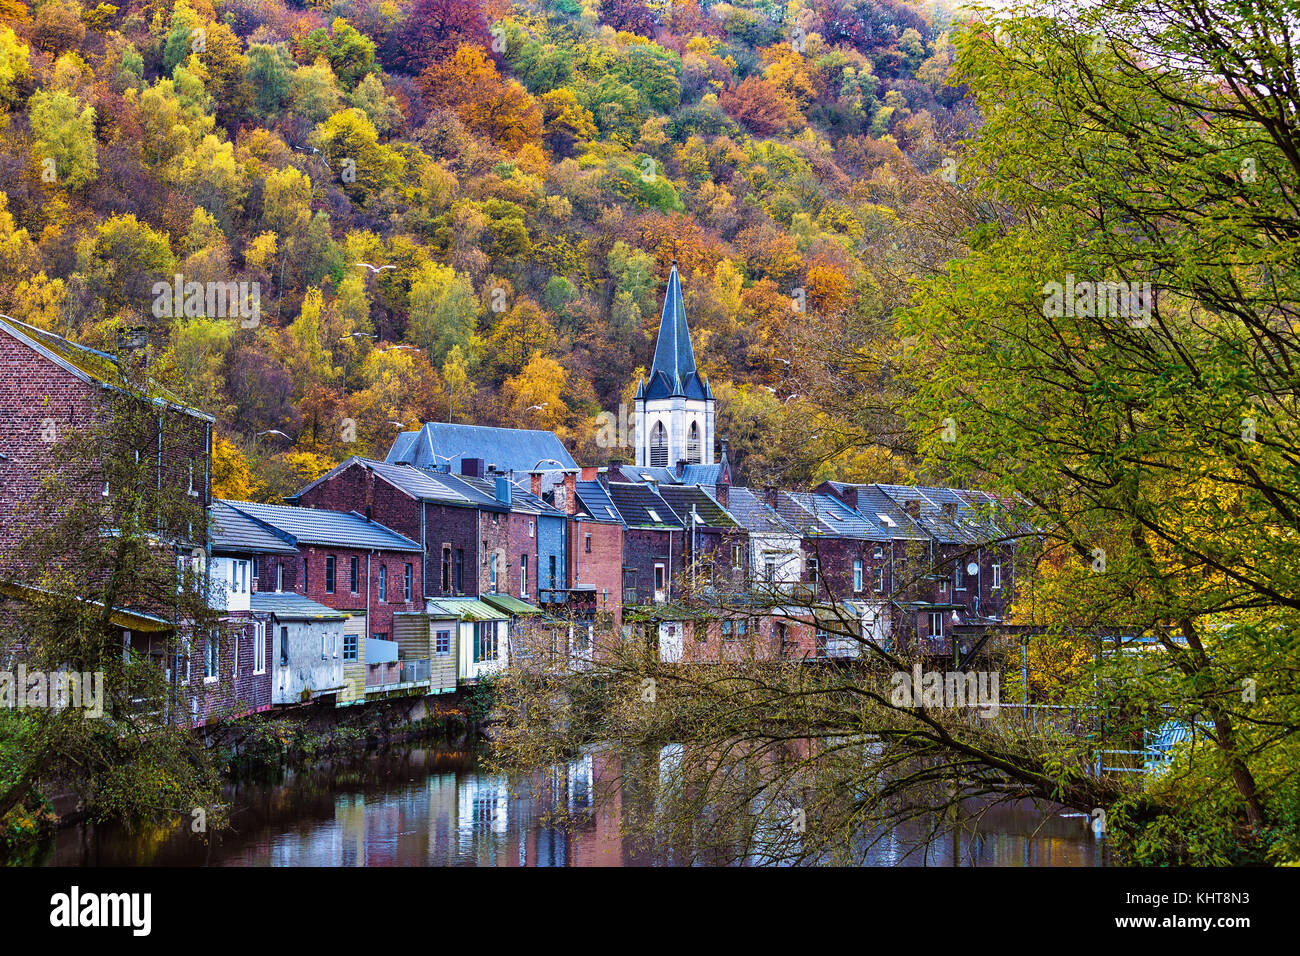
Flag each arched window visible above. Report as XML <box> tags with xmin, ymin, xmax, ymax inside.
<box><xmin>650</xmin><ymin>421</ymin><xmax>668</xmax><ymax>467</ymax></box>
<box><xmin>687</xmin><ymin>421</ymin><xmax>701</xmax><ymax>463</ymax></box>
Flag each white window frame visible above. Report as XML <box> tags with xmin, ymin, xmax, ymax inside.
<box><xmin>992</xmin><ymin>562</ymin><xmax>1002</xmax><ymax>589</ymax></box>
<box><xmin>252</xmin><ymin>622</ymin><xmax>266</xmax><ymax>674</ymax></box>
<box><xmin>853</xmin><ymin>559</ymin><xmax>863</xmax><ymax>593</ymax></box>
<box><xmin>204</xmin><ymin>633</ymin><xmax>220</xmax><ymax>683</ymax></box>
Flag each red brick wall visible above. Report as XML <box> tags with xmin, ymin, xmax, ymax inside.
<box><xmin>571</xmin><ymin>519</ymin><xmax>623</xmax><ymax>625</ymax></box>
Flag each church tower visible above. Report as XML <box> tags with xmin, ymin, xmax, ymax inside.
<box><xmin>634</xmin><ymin>262</ymin><xmax>715</xmax><ymax>469</ymax></box>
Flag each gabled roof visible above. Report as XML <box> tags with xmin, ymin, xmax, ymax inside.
<box><xmin>386</xmin><ymin>422</ymin><xmax>576</xmax><ymax>474</ymax></box>
<box><xmin>209</xmin><ymin>501</ymin><xmax>297</xmax><ymax>555</ymax></box>
<box><xmin>874</xmin><ymin>484</ymin><xmax>1024</xmax><ymax>545</ymax></box>
<box><xmin>444</xmin><ymin>472</ymin><xmax>565</xmax><ymax>517</ymax></box>
<box><xmin>726</xmin><ymin>486</ymin><xmax>800</xmax><ymax>536</ymax></box>
<box><xmin>657</xmin><ymin>485</ymin><xmax>739</xmax><ymax>529</ymax></box>
<box><xmin>251</xmin><ymin>592</ymin><xmax>347</xmax><ymax>621</ymax></box>
<box><xmin>0</xmin><ymin>314</ymin><xmax>215</xmax><ymax>423</ymax></box>
<box><xmin>574</xmin><ymin>481</ymin><xmax>625</xmax><ymax>525</ymax></box>
<box><xmin>608</xmin><ymin>464</ymin><xmax>680</xmax><ymax>486</ymax></box>
<box><xmin>776</xmin><ymin>491</ymin><xmax>889</xmax><ymax>540</ymax></box>
<box><xmin>680</xmin><ymin>463</ymin><xmax>726</xmax><ymax>486</ymax></box>
<box><xmin>606</xmin><ymin>481</ymin><xmax>684</xmax><ymax>530</ymax></box>
<box><xmin>638</xmin><ymin>264</ymin><xmax>713</xmax><ymax>402</ymax></box>
<box><xmin>480</xmin><ymin>594</ymin><xmax>544</xmax><ymax>616</ymax></box>
<box><xmin>218</xmin><ymin>500</ymin><xmax>421</xmax><ymax>552</ymax></box>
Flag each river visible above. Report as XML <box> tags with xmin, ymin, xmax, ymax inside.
<box><xmin>35</xmin><ymin>746</ymin><xmax>1107</xmax><ymax>866</ymax></box>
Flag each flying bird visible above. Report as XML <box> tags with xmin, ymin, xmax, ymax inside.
<box><xmin>355</xmin><ymin>262</ymin><xmax>397</xmax><ymax>274</ymax></box>
<box><xmin>256</xmin><ymin>429</ymin><xmax>292</xmax><ymax>440</ymax></box>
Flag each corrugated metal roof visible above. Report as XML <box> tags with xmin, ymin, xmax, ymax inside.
<box><xmin>209</xmin><ymin>501</ymin><xmax>297</xmax><ymax>554</ymax></box>
<box><xmin>425</xmin><ymin>597</ymin><xmax>507</xmax><ymax>621</ymax></box>
<box><xmin>251</xmin><ymin>592</ymin><xmax>347</xmax><ymax>620</ymax></box>
<box><xmin>219</xmin><ymin>500</ymin><xmax>421</xmax><ymax>551</ymax></box>
<box><xmin>481</xmin><ymin>594</ymin><xmax>544</xmax><ymax>616</ymax></box>
<box><xmin>386</xmin><ymin>422</ymin><xmax>576</xmax><ymax>473</ymax></box>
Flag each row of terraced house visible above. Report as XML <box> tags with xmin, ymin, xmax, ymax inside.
<box><xmin>0</xmin><ymin>265</ymin><xmax>1028</xmax><ymax>728</ymax></box>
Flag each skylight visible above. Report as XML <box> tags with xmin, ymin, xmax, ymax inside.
<box><xmin>647</xmin><ymin>508</ymin><xmax>662</xmax><ymax>523</ymax></box>
<box><xmin>605</xmin><ymin>507</ymin><xmax>618</xmax><ymax>520</ymax></box>
<box><xmin>877</xmin><ymin>513</ymin><xmax>896</xmax><ymax>527</ymax></box>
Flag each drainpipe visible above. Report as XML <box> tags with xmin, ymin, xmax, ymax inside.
<box><xmin>366</xmin><ymin>552</ymin><xmax>371</xmax><ymax>641</ymax></box>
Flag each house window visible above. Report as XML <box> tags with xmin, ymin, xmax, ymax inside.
<box><xmin>378</xmin><ymin>565</ymin><xmax>387</xmax><ymax>602</ymax></box>
<box><xmin>343</xmin><ymin>633</ymin><xmax>358</xmax><ymax>661</ymax></box>
<box><xmin>350</xmin><ymin>557</ymin><xmax>359</xmax><ymax>594</ymax></box>
<box><xmin>280</xmin><ymin>626</ymin><xmax>289</xmax><ymax>665</ymax></box>
<box><xmin>520</xmin><ymin>554</ymin><xmax>528</xmax><ymax>598</ymax></box>
<box><xmin>529</xmin><ymin>520</ymin><xmax>535</xmax><ymax>538</ymax></box>
<box><xmin>687</xmin><ymin>421</ymin><xmax>701</xmax><ymax>463</ymax></box>
<box><xmin>405</xmin><ymin>563</ymin><xmax>413</xmax><ymax>602</ymax></box>
<box><xmin>954</xmin><ymin>564</ymin><xmax>965</xmax><ymax>591</ymax></box>
<box><xmin>442</xmin><ymin>547</ymin><xmax>451</xmax><ymax>592</ymax></box>
<box><xmin>489</xmin><ymin>554</ymin><xmax>498</xmax><ymax>593</ymax></box>
<box><xmin>549</xmin><ymin>554</ymin><xmax>557</xmax><ymax>589</ymax></box>
<box><xmin>874</xmin><ymin>545</ymin><xmax>884</xmax><ymax>559</ymax></box>
<box><xmin>928</xmin><ymin>611</ymin><xmax>944</xmax><ymax>638</ymax></box>
<box><xmin>853</xmin><ymin>559</ymin><xmax>863</xmax><ymax>593</ymax></box>
<box><xmin>654</xmin><ymin>563</ymin><xmax>665</xmax><ymax>596</ymax></box>
<box><xmin>764</xmin><ymin>559</ymin><xmax>776</xmax><ymax>582</ymax></box>
<box><xmin>321</xmin><ymin>633</ymin><xmax>329</xmax><ymax>660</ymax></box>
<box><xmin>204</xmin><ymin>634</ymin><xmax>219</xmax><ymax>681</ymax></box>
<box><xmin>253</xmin><ymin>622</ymin><xmax>266</xmax><ymax>674</ymax></box>
<box><xmin>188</xmin><ymin>461</ymin><xmax>198</xmax><ymax>496</ymax></box>
<box><xmin>875</xmin><ymin>567</ymin><xmax>885</xmax><ymax>593</ymax></box>
<box><xmin>992</xmin><ymin>562</ymin><xmax>1002</xmax><ymax>589</ymax></box>
<box><xmin>473</xmin><ymin>621</ymin><xmax>499</xmax><ymax>663</ymax></box>
<box><xmin>721</xmin><ymin>619</ymin><xmax>733</xmax><ymax>640</ymax></box>
<box><xmin>807</xmin><ymin>556</ymin><xmax>819</xmax><ymax>582</ymax></box>
<box><xmin>732</xmin><ymin>544</ymin><xmax>743</xmax><ymax>568</ymax></box>
<box><xmin>276</xmin><ymin>564</ymin><xmax>284</xmax><ymax>592</ymax></box>
<box><xmin>585</xmin><ymin>533</ymin><xmax>592</xmax><ymax>554</ymax></box>
<box><xmin>325</xmin><ymin>556</ymin><xmax>336</xmax><ymax>594</ymax></box>
<box><xmin>435</xmin><ymin>629</ymin><xmax>451</xmax><ymax>656</ymax></box>
<box><xmin>455</xmin><ymin>550</ymin><xmax>464</xmax><ymax>593</ymax></box>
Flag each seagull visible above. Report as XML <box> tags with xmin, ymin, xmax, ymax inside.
<box><xmin>784</xmin><ymin>393</ymin><xmax>801</xmax><ymax>403</ymax></box>
<box><xmin>526</xmin><ymin>403</ymin><xmax>548</xmax><ymax>412</ymax></box>
<box><xmin>379</xmin><ymin>344</ymin><xmax>418</xmax><ymax>353</ymax></box>
<box><xmin>341</xmin><ymin>332</ymin><xmax>377</xmax><ymax>340</ymax></box>
<box><xmin>355</xmin><ymin>262</ymin><xmax>397</xmax><ymax>274</ymax></box>
<box><xmin>776</xmin><ymin>357</ymin><xmax>791</xmax><ymax>366</ymax></box>
<box><xmin>256</xmin><ymin>429</ymin><xmax>292</xmax><ymax>440</ymax></box>
<box><xmin>389</xmin><ymin>421</ymin><xmax>408</xmax><ymax>428</ymax></box>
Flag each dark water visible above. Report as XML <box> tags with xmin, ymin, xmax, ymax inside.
<box><xmin>35</xmin><ymin>747</ymin><xmax>1106</xmax><ymax>866</ymax></box>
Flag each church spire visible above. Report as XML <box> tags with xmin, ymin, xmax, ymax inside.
<box><xmin>645</xmin><ymin>261</ymin><xmax>709</xmax><ymax>401</ymax></box>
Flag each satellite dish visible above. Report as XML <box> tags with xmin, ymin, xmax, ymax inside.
<box><xmin>966</xmin><ymin>561</ymin><xmax>979</xmax><ymax>576</ymax></box>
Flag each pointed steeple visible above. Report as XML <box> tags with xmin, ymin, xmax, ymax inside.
<box><xmin>644</xmin><ymin>261</ymin><xmax>709</xmax><ymax>401</ymax></box>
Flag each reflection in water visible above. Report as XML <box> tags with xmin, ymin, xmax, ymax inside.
<box><xmin>37</xmin><ymin>747</ymin><xmax>1104</xmax><ymax>866</ymax></box>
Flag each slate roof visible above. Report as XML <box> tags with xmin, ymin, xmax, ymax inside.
<box><xmin>251</xmin><ymin>592</ymin><xmax>347</xmax><ymax>620</ymax></box>
<box><xmin>574</xmin><ymin>481</ymin><xmax>625</xmax><ymax>524</ymax></box>
<box><xmin>776</xmin><ymin>491</ymin><xmax>890</xmax><ymax>540</ymax></box>
<box><xmin>874</xmin><ymin>485</ymin><xmax>1024</xmax><ymax>545</ymax></box>
<box><xmin>386</xmin><ymin>422</ymin><xmax>576</xmax><ymax>474</ymax></box>
<box><xmin>820</xmin><ymin>483</ymin><xmax>930</xmax><ymax>541</ymax></box>
<box><xmin>289</xmin><ymin>457</ymin><xmax>480</xmax><ymax>508</ymax></box>
<box><xmin>606</xmin><ymin>481</ymin><xmax>684</xmax><ymax>530</ymax></box>
<box><xmin>726</xmin><ymin>487</ymin><xmax>800</xmax><ymax>536</ymax></box>
<box><xmin>680</xmin><ymin>463</ymin><xmax>726</xmax><ymax>486</ymax></box>
<box><xmin>636</xmin><ymin>264</ymin><xmax>713</xmax><ymax>402</ymax></box>
<box><xmin>657</xmin><ymin>485</ymin><xmax>738</xmax><ymax>529</ymax></box>
<box><xmin>0</xmin><ymin>315</ymin><xmax>215</xmax><ymax>422</ymax></box>
<box><xmin>218</xmin><ymin>500</ymin><xmax>422</xmax><ymax>551</ymax></box>
<box><xmin>609</xmin><ymin>464</ymin><xmax>680</xmax><ymax>486</ymax></box>
<box><xmin>209</xmin><ymin>501</ymin><xmax>297</xmax><ymax>555</ymax></box>
<box><xmin>446</xmin><ymin>473</ymin><xmax>565</xmax><ymax>517</ymax></box>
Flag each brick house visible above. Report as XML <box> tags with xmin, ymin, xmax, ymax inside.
<box><xmin>216</xmin><ymin>500</ymin><xmax>423</xmax><ymax>703</ymax></box>
<box><xmin>657</xmin><ymin>484</ymin><xmax>749</xmax><ymax>596</ymax></box>
<box><xmin>604</xmin><ymin>478</ymin><xmax>685</xmax><ymax>606</ymax></box>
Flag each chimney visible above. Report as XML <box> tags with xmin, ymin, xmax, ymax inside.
<box><xmin>117</xmin><ymin>326</ymin><xmax>149</xmax><ymax>354</ymax></box>
<box><xmin>581</xmin><ymin>465</ymin><xmax>598</xmax><ymax>481</ymax></box>
<box><xmin>562</xmin><ymin>469</ymin><xmax>578</xmax><ymax>516</ymax></box>
<box><xmin>596</xmin><ymin>466</ymin><xmax>610</xmax><ymax>490</ymax></box>
<box><xmin>494</xmin><ymin>475</ymin><xmax>512</xmax><ymax>507</ymax></box>
<box><xmin>903</xmin><ymin>500</ymin><xmax>921</xmax><ymax>518</ymax></box>
<box><xmin>941</xmin><ymin>501</ymin><xmax>957</xmax><ymax>518</ymax></box>
<box><xmin>763</xmin><ymin>485</ymin><xmax>778</xmax><ymax>511</ymax></box>
<box><xmin>529</xmin><ymin>470</ymin><xmax>543</xmax><ymax>499</ymax></box>
<box><xmin>715</xmin><ymin>482</ymin><xmax>728</xmax><ymax>508</ymax></box>
<box><xmin>461</xmin><ymin>457</ymin><xmax>485</xmax><ymax>478</ymax></box>
<box><xmin>676</xmin><ymin>458</ymin><xmax>687</xmax><ymax>479</ymax></box>
<box><xmin>842</xmin><ymin>486</ymin><xmax>859</xmax><ymax>510</ymax></box>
